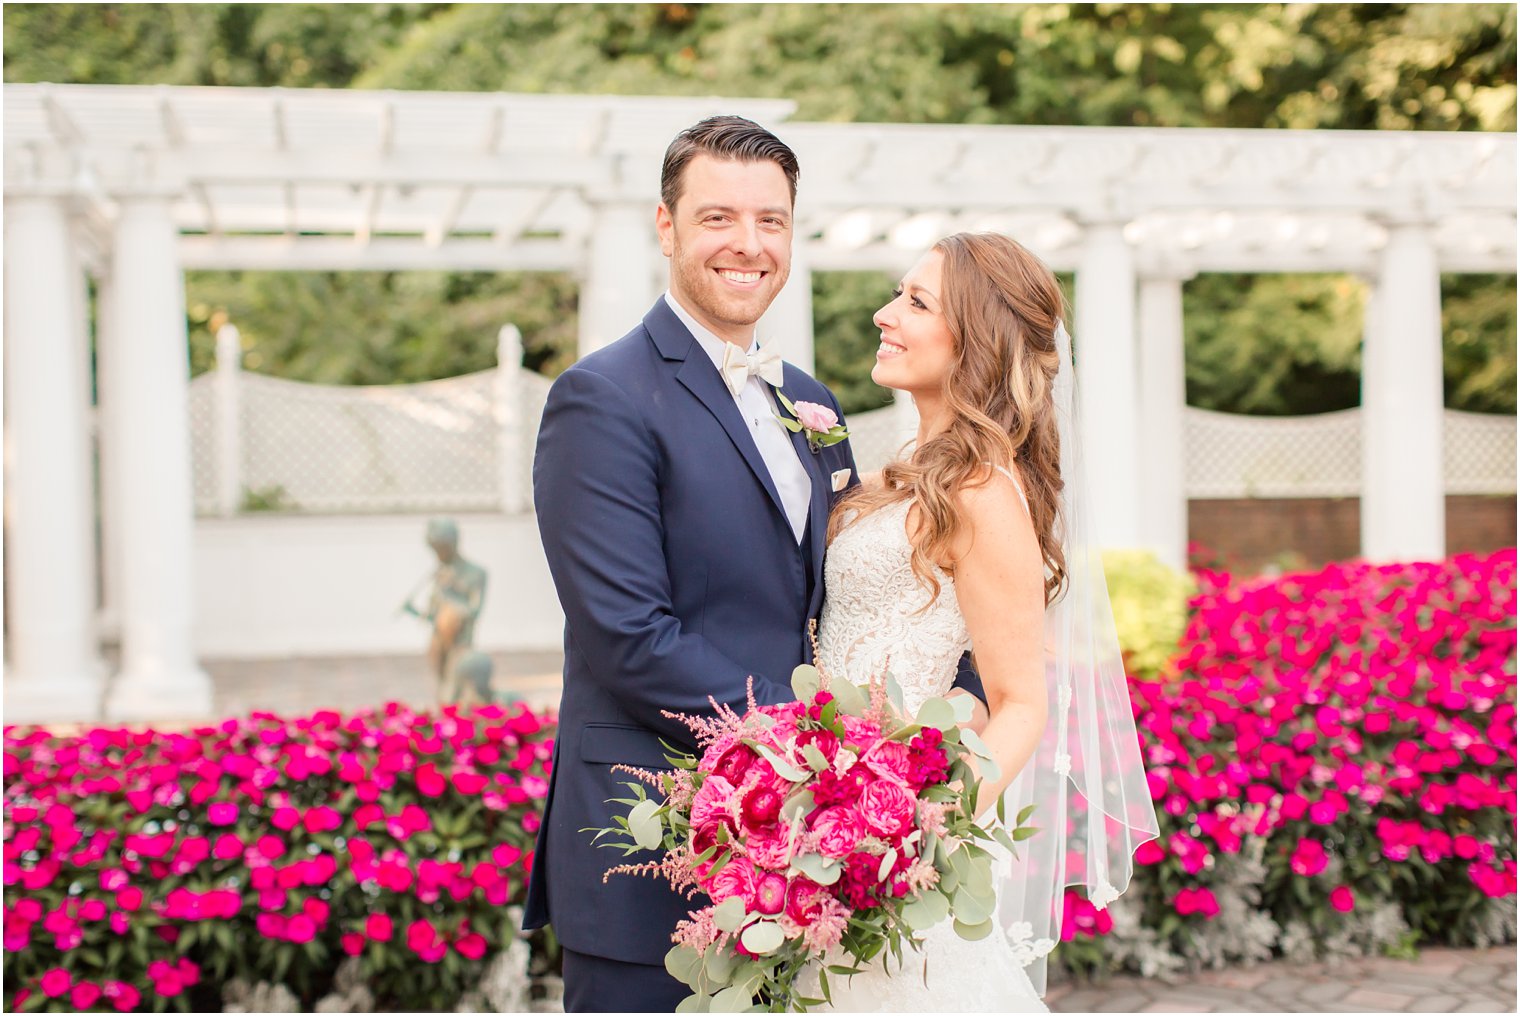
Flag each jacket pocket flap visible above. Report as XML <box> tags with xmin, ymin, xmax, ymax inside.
<box><xmin>579</xmin><ymin>723</ymin><xmax>681</xmax><ymax>771</ymax></box>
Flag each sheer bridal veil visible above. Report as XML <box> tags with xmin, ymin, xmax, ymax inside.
<box><xmin>993</xmin><ymin>321</ymin><xmax>1162</xmax><ymax>996</ymax></box>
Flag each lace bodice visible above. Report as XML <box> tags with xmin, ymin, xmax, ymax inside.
<box><xmin>816</xmin><ymin>499</ymin><xmax>969</xmax><ymax>714</ymax></box>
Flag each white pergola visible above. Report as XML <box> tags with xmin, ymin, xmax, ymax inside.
<box><xmin>4</xmin><ymin>84</ymin><xmax>1516</xmax><ymax>722</ymax></box>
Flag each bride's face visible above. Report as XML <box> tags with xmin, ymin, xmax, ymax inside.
<box><xmin>871</xmin><ymin>250</ymin><xmax>956</xmax><ymax>396</ymax></box>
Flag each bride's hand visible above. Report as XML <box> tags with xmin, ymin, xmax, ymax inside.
<box><xmin>945</xmin><ymin>690</ymin><xmax>990</xmax><ymax>737</ymax></box>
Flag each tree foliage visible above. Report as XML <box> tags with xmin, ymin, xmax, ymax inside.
<box><xmin>6</xmin><ymin>3</ymin><xmax>1515</xmax><ymax>413</ymax></box>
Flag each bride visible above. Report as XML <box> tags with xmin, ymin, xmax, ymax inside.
<box><xmin>810</xmin><ymin>232</ymin><xmax>1157</xmax><ymax>1011</ymax></box>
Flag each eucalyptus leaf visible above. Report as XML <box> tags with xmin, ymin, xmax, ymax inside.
<box><xmin>959</xmin><ymin>727</ymin><xmax>994</xmax><ymax>759</ymax></box>
<box><xmin>712</xmin><ymin>896</ymin><xmax>749</xmax><ymax>933</ymax></box>
<box><xmin>951</xmin><ymin>886</ymin><xmax>993</xmax><ymax>925</ymax></box>
<box><xmin>792</xmin><ymin>852</ymin><xmax>842</xmax><ymax>886</ymax></box>
<box><xmin>666</xmin><ymin>945</ymin><xmax>705</xmax><ymax>989</ymax></box>
<box><xmin>976</xmin><ymin>756</ymin><xmax>1002</xmax><ymax>786</ymax></box>
<box><xmin>675</xmin><ymin>992</ymin><xmax>710</xmax><ymax>1013</ymax></box>
<box><xmin>704</xmin><ymin>944</ymin><xmax>740</xmax><ymax>987</ymax></box>
<box><xmin>801</xmin><ymin>744</ymin><xmax>830</xmax><ymax>772</ymax></box>
<box><xmin>916</xmin><ymin>697</ymin><xmax>957</xmax><ymax>731</ymax></box>
<box><xmin>884</xmin><ymin>672</ymin><xmax>905</xmax><ymax>711</ymax></box>
<box><xmin>830</xmin><ymin>679</ymin><xmax>868</xmax><ymax>717</ymax></box>
<box><xmin>901</xmin><ymin>890</ymin><xmax>950</xmax><ymax>931</ymax></box>
<box><xmin>628</xmin><ymin>798</ymin><xmax>663</xmax><ymax>851</ymax></box>
<box><xmin>781</xmin><ymin>788</ymin><xmax>815</xmax><ymax>821</ymax></box>
<box><xmin>877</xmin><ymin>848</ymin><xmax>897</xmax><ymax>882</ymax></box>
<box><xmin>753</xmin><ymin>743</ymin><xmax>808</xmax><ymax>783</ymax></box>
<box><xmin>953</xmin><ymin>917</ymin><xmax>995</xmax><ymax>941</ymax></box>
<box><xmin>948</xmin><ymin>692</ymin><xmax>976</xmax><ymax>723</ymax></box>
<box><xmin>710</xmin><ymin>986</ymin><xmax>755</xmax><ymax>1013</ymax></box>
<box><xmin>739</xmin><ymin>920</ymin><xmax>786</xmax><ymax>955</ymax></box>
<box><xmin>791</xmin><ymin>664</ymin><xmax>821</xmax><ymax>700</ymax></box>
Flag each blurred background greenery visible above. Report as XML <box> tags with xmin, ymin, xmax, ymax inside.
<box><xmin>7</xmin><ymin>2</ymin><xmax>1515</xmax><ymax>416</ymax></box>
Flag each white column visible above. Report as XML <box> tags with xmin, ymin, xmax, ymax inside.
<box><xmin>1075</xmin><ymin>222</ymin><xmax>1141</xmax><ymax>548</ymax></box>
<box><xmin>1137</xmin><ymin>271</ymin><xmax>1190</xmax><ymax>571</ymax></box>
<box><xmin>2</xmin><ymin>195</ymin><xmax>106</xmax><ymax>722</ymax></box>
<box><xmin>758</xmin><ymin>239</ymin><xmax>814</xmax><ymax>373</ymax></box>
<box><xmin>495</xmin><ymin>324</ymin><xmax>528</xmax><ymax>513</ymax></box>
<box><xmin>214</xmin><ymin>323</ymin><xmax>242</xmax><ymax>517</ymax></box>
<box><xmin>100</xmin><ymin>194</ymin><xmax>214</xmax><ymax>721</ymax></box>
<box><xmin>1362</xmin><ymin>223</ymin><xmax>1445</xmax><ymax>562</ymax></box>
<box><xmin>96</xmin><ymin>271</ymin><xmax>124</xmax><ymax>643</ymax></box>
<box><xmin>578</xmin><ymin>201</ymin><xmax>659</xmax><ymax>360</ymax></box>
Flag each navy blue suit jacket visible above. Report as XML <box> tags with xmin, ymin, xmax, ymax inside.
<box><xmin>523</xmin><ymin>298</ymin><xmax>981</xmax><ymax>966</ymax></box>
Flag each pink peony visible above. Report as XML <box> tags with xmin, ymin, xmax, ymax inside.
<box><xmin>785</xmin><ymin>877</ymin><xmax>825</xmax><ymax>926</ymax></box>
<box><xmin>858</xmin><ymin>780</ymin><xmax>915</xmax><ymax>838</ymax></box>
<box><xmin>707</xmin><ymin>855</ymin><xmax>759</xmax><ymax>908</ymax></box>
<box><xmin>812</xmin><ymin>806</ymin><xmax>868</xmax><ymax>859</ymax></box>
<box><xmin>690</xmin><ymin>774</ymin><xmax>737</xmax><ymax>832</ymax></box>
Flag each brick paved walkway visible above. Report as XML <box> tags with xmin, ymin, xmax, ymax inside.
<box><xmin>205</xmin><ymin>653</ymin><xmax>1515</xmax><ymax>1015</ymax></box>
<box><xmin>1047</xmin><ymin>946</ymin><xmax>1516</xmax><ymax>1013</ymax></box>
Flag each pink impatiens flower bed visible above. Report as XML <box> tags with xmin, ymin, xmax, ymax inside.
<box><xmin>1056</xmin><ymin>549</ymin><xmax>1516</xmax><ymax>975</ymax></box>
<box><xmin>4</xmin><ymin>702</ymin><xmax>552</xmax><ymax>1012</ymax></box>
<box><xmin>3</xmin><ymin>550</ymin><xmax>1514</xmax><ymax>1008</ymax></box>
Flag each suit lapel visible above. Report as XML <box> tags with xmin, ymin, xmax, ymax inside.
<box><xmin>777</xmin><ymin>372</ymin><xmax>831</xmax><ymax>602</ymax></box>
<box><xmin>648</xmin><ymin>301</ymin><xmax>790</xmax><ymax>523</ymax></box>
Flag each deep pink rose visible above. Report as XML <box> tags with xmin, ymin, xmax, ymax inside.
<box><xmin>1329</xmin><ymin>886</ymin><xmax>1355</xmax><ymax>912</ymax></box>
<box><xmin>707</xmin><ymin>856</ymin><xmax>758</xmax><ymax>908</ymax></box>
<box><xmin>740</xmin><ymin>784</ymin><xmax>783</xmax><ymax>832</ymax></box>
<box><xmin>812</xmin><ymin>806</ymin><xmax>868</xmax><ymax>859</ymax></box>
<box><xmin>456</xmin><ymin>932</ymin><xmax>488</xmax><ymax>959</ymax></box>
<box><xmin>858</xmin><ymin>780</ymin><xmax>915</xmax><ymax>838</ymax></box>
<box><xmin>341</xmin><ymin>932</ymin><xmax>365</xmax><ymax>956</ymax></box>
<box><xmin>71</xmin><ymin>982</ymin><xmax>102</xmax><ymax>1009</ymax></box>
<box><xmin>785</xmin><ymin>877</ymin><xmax>825</xmax><ymax>926</ymax></box>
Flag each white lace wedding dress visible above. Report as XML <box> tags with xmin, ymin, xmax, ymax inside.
<box><xmin>807</xmin><ymin>470</ymin><xmax>1048</xmax><ymax>1013</ymax></box>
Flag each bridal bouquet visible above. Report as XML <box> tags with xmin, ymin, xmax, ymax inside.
<box><xmin>594</xmin><ymin>664</ymin><xmax>1035</xmax><ymax>1012</ymax></box>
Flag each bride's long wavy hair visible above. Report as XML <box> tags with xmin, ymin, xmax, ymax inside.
<box><xmin>828</xmin><ymin>232</ymin><xmax>1069</xmax><ymax>606</ymax></box>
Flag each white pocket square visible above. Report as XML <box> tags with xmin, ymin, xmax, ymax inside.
<box><xmin>831</xmin><ymin>468</ymin><xmax>852</xmax><ymax>492</ymax></box>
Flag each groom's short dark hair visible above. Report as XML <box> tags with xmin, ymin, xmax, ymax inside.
<box><xmin>660</xmin><ymin>115</ymin><xmax>799</xmax><ymax>212</ymax></box>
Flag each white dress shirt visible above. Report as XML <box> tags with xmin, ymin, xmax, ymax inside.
<box><xmin>664</xmin><ymin>292</ymin><xmax>812</xmax><ymax>543</ymax></box>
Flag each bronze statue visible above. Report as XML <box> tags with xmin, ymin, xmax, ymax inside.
<box><xmin>401</xmin><ymin>518</ymin><xmax>487</xmax><ymax>704</ymax></box>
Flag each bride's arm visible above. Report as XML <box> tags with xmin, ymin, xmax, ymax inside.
<box><xmin>946</xmin><ymin>476</ymin><xmax>1049</xmax><ymax>805</ymax></box>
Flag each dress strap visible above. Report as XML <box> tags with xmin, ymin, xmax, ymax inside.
<box><xmin>990</xmin><ymin>463</ymin><xmax>1031</xmax><ymax>518</ymax></box>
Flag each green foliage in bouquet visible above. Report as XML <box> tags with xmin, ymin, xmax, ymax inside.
<box><xmin>1101</xmin><ymin>550</ymin><xmax>1197</xmax><ymax>681</ymax></box>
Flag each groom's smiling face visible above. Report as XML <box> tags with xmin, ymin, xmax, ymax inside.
<box><xmin>656</xmin><ymin>154</ymin><xmax>793</xmax><ymax>345</ymax></box>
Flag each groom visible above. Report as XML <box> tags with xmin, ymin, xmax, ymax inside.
<box><xmin>525</xmin><ymin>116</ymin><xmax>984</xmax><ymax>1012</ymax></box>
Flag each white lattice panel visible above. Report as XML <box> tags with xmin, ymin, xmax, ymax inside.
<box><xmin>520</xmin><ymin>371</ymin><xmax>553</xmax><ymax>505</ymax></box>
<box><xmin>1185</xmin><ymin>407</ymin><xmax>1517</xmax><ymax>499</ymax></box>
<box><xmin>845</xmin><ymin>404</ymin><xmax>912</xmax><ymax>475</ymax></box>
<box><xmin>1445</xmin><ymin>410</ymin><xmax>1519</xmax><ymax>495</ymax></box>
<box><xmin>187</xmin><ymin>380</ymin><xmax>221</xmax><ymax>513</ymax></box>
<box><xmin>1185</xmin><ymin>407</ymin><xmax>1364</xmax><ymax>498</ymax></box>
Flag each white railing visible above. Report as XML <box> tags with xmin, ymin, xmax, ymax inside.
<box><xmin>189</xmin><ymin>336</ymin><xmax>1517</xmax><ymax>515</ymax></box>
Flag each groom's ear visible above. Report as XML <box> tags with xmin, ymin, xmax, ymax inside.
<box><xmin>655</xmin><ymin>203</ymin><xmax>675</xmax><ymax>258</ymax></box>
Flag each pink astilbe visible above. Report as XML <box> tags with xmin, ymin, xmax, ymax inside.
<box><xmin>602</xmin><ymin>848</ymin><xmax>703</xmax><ymax>899</ymax></box>
<box><xmin>672</xmin><ymin>907</ymin><xmax>728</xmax><ymax>951</ymax></box>
<box><xmin>800</xmin><ymin>894</ymin><xmax>851</xmax><ymax>953</ymax></box>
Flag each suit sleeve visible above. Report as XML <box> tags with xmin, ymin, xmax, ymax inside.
<box><xmin>533</xmin><ymin>366</ymin><xmax>794</xmax><ymax>744</ymax></box>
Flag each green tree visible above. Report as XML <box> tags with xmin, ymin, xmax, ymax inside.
<box><xmin>5</xmin><ymin>3</ymin><xmax>1514</xmax><ymax>416</ymax></box>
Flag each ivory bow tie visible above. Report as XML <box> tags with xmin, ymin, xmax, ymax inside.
<box><xmin>720</xmin><ymin>342</ymin><xmax>784</xmax><ymax>396</ymax></box>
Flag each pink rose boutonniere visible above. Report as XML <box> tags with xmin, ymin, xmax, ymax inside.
<box><xmin>776</xmin><ymin>392</ymin><xmax>849</xmax><ymax>453</ymax></box>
